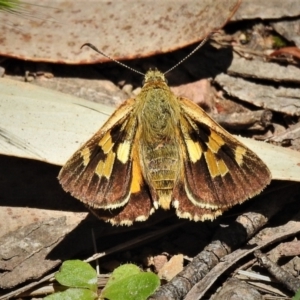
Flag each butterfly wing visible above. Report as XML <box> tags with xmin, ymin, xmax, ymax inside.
<box><xmin>88</xmin><ymin>143</ymin><xmax>155</xmax><ymax>225</ymax></box>
<box><xmin>59</xmin><ymin>98</ymin><xmax>154</xmax><ymax>224</ymax></box>
<box><xmin>173</xmin><ymin>97</ymin><xmax>271</xmax><ymax>221</ymax></box>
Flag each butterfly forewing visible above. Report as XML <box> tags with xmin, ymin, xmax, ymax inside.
<box><xmin>174</xmin><ymin>97</ymin><xmax>271</xmax><ymax>217</ymax></box>
<box><xmin>59</xmin><ymin>98</ymin><xmax>137</xmax><ymax>209</ymax></box>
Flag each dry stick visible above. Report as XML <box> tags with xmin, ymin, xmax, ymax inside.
<box><xmin>91</xmin><ymin>228</ymin><xmax>100</xmax><ymax>275</ymax></box>
<box><xmin>186</xmin><ymin>210</ymin><xmax>300</xmax><ymax>300</ymax></box>
<box><xmin>149</xmin><ymin>182</ymin><xmax>299</xmax><ymax>300</ymax></box>
<box><xmin>255</xmin><ymin>250</ymin><xmax>300</xmax><ymax>293</ymax></box>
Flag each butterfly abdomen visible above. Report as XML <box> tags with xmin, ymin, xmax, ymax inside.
<box><xmin>135</xmin><ymin>74</ymin><xmax>183</xmax><ymax>210</ymax></box>
<box><xmin>140</xmin><ymin>142</ymin><xmax>181</xmax><ymax>210</ymax></box>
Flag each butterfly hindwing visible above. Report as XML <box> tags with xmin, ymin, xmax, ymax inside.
<box><xmin>89</xmin><ymin>145</ymin><xmax>155</xmax><ymax>225</ymax></box>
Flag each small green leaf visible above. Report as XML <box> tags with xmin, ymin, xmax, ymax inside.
<box><xmin>293</xmin><ymin>289</ymin><xmax>300</xmax><ymax>300</ymax></box>
<box><xmin>105</xmin><ymin>264</ymin><xmax>140</xmax><ymax>288</ymax></box>
<box><xmin>101</xmin><ymin>264</ymin><xmax>160</xmax><ymax>300</ymax></box>
<box><xmin>0</xmin><ymin>0</ymin><xmax>20</xmax><ymax>13</ymax></box>
<box><xmin>55</xmin><ymin>260</ymin><xmax>97</xmax><ymax>292</ymax></box>
<box><xmin>44</xmin><ymin>287</ymin><xmax>97</xmax><ymax>300</ymax></box>
<box><xmin>272</xmin><ymin>35</ymin><xmax>287</xmax><ymax>48</ymax></box>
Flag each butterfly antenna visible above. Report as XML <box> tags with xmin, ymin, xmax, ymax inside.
<box><xmin>164</xmin><ymin>35</ymin><xmax>211</xmax><ymax>75</ymax></box>
<box><xmin>81</xmin><ymin>43</ymin><xmax>145</xmax><ymax>76</ymax></box>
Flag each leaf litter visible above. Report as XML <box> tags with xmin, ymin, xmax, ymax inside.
<box><xmin>1</xmin><ymin>1</ymin><xmax>300</xmax><ymax>299</ymax></box>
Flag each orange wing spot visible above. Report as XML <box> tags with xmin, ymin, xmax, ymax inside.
<box><xmin>208</xmin><ymin>131</ymin><xmax>224</xmax><ymax>153</ymax></box>
<box><xmin>117</xmin><ymin>141</ymin><xmax>131</xmax><ymax>164</ymax></box>
<box><xmin>130</xmin><ymin>156</ymin><xmax>143</xmax><ymax>194</ymax></box>
<box><xmin>99</xmin><ymin>132</ymin><xmax>114</xmax><ymax>154</ymax></box>
<box><xmin>218</xmin><ymin>159</ymin><xmax>228</xmax><ymax>176</ymax></box>
<box><xmin>204</xmin><ymin>148</ymin><xmax>228</xmax><ymax>178</ymax></box>
<box><xmin>205</xmin><ymin>149</ymin><xmax>219</xmax><ymax>178</ymax></box>
<box><xmin>235</xmin><ymin>146</ymin><xmax>246</xmax><ymax>166</ymax></box>
<box><xmin>95</xmin><ymin>151</ymin><xmax>115</xmax><ymax>178</ymax></box>
<box><xmin>80</xmin><ymin>147</ymin><xmax>90</xmax><ymax>166</ymax></box>
<box><xmin>186</xmin><ymin>140</ymin><xmax>202</xmax><ymax>162</ymax></box>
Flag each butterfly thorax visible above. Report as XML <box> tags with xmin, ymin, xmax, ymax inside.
<box><xmin>135</xmin><ymin>70</ymin><xmax>182</xmax><ymax>210</ymax></box>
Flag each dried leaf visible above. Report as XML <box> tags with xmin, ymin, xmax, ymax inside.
<box><xmin>157</xmin><ymin>255</ymin><xmax>184</xmax><ymax>281</ymax></box>
<box><xmin>234</xmin><ymin>0</ymin><xmax>300</xmax><ymax>20</ymax></box>
<box><xmin>270</xmin><ymin>47</ymin><xmax>300</xmax><ymax>60</ymax></box>
<box><xmin>0</xmin><ymin>77</ymin><xmax>113</xmax><ymax>165</ymax></box>
<box><xmin>0</xmin><ymin>0</ymin><xmax>240</xmax><ymax>63</ymax></box>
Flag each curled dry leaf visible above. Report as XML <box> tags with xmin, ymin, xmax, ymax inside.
<box><xmin>0</xmin><ymin>77</ymin><xmax>113</xmax><ymax>165</ymax></box>
<box><xmin>152</xmin><ymin>254</ymin><xmax>169</xmax><ymax>273</ymax></box>
<box><xmin>157</xmin><ymin>255</ymin><xmax>184</xmax><ymax>281</ymax></box>
<box><xmin>269</xmin><ymin>47</ymin><xmax>300</xmax><ymax>60</ymax></box>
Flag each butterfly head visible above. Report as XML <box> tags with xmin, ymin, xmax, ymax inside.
<box><xmin>143</xmin><ymin>68</ymin><xmax>167</xmax><ymax>86</ymax></box>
